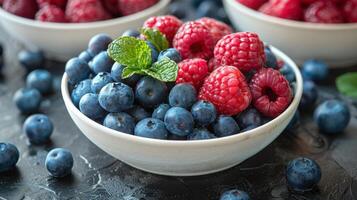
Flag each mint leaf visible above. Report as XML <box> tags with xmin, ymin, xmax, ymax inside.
<box><xmin>122</xmin><ymin>67</ymin><xmax>143</xmax><ymax>79</ymax></box>
<box><xmin>142</xmin><ymin>57</ymin><xmax>178</xmax><ymax>82</ymax></box>
<box><xmin>108</xmin><ymin>36</ymin><xmax>152</xmax><ymax>69</ymax></box>
<box><xmin>141</xmin><ymin>28</ymin><xmax>169</xmax><ymax>52</ymax></box>
<box><xmin>336</xmin><ymin>72</ymin><xmax>357</xmax><ymax>98</ymax></box>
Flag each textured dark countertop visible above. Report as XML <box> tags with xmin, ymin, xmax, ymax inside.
<box><xmin>0</xmin><ymin>28</ymin><xmax>357</xmax><ymax>200</ymax></box>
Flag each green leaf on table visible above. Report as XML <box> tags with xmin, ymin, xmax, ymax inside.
<box><xmin>142</xmin><ymin>57</ymin><xmax>178</xmax><ymax>82</ymax></box>
<box><xmin>336</xmin><ymin>72</ymin><xmax>357</xmax><ymax>98</ymax></box>
<box><xmin>140</xmin><ymin>28</ymin><xmax>169</xmax><ymax>52</ymax></box>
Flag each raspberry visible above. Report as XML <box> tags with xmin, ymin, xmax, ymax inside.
<box><xmin>236</xmin><ymin>0</ymin><xmax>267</xmax><ymax>10</ymax></box>
<box><xmin>37</xmin><ymin>0</ymin><xmax>67</xmax><ymax>8</ymax></box>
<box><xmin>3</xmin><ymin>0</ymin><xmax>38</xmax><ymax>19</ymax></box>
<box><xmin>214</xmin><ymin>32</ymin><xmax>265</xmax><ymax>72</ymax></box>
<box><xmin>343</xmin><ymin>0</ymin><xmax>357</xmax><ymax>23</ymax></box>
<box><xmin>196</xmin><ymin>17</ymin><xmax>233</xmax><ymax>44</ymax></box>
<box><xmin>65</xmin><ymin>0</ymin><xmax>111</xmax><ymax>23</ymax></box>
<box><xmin>118</xmin><ymin>0</ymin><xmax>158</xmax><ymax>16</ymax></box>
<box><xmin>249</xmin><ymin>68</ymin><xmax>292</xmax><ymax>117</ymax></box>
<box><xmin>143</xmin><ymin>15</ymin><xmax>183</xmax><ymax>45</ymax></box>
<box><xmin>304</xmin><ymin>1</ymin><xmax>344</xmax><ymax>23</ymax></box>
<box><xmin>35</xmin><ymin>5</ymin><xmax>67</xmax><ymax>22</ymax></box>
<box><xmin>259</xmin><ymin>0</ymin><xmax>302</xmax><ymax>20</ymax></box>
<box><xmin>207</xmin><ymin>57</ymin><xmax>216</xmax><ymax>72</ymax></box>
<box><xmin>176</xmin><ymin>58</ymin><xmax>209</xmax><ymax>90</ymax></box>
<box><xmin>102</xmin><ymin>0</ymin><xmax>119</xmax><ymax>16</ymax></box>
<box><xmin>199</xmin><ymin>66</ymin><xmax>251</xmax><ymax>116</ymax></box>
<box><xmin>173</xmin><ymin>21</ymin><xmax>215</xmax><ymax>60</ymax></box>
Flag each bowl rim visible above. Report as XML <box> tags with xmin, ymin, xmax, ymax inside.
<box><xmin>224</xmin><ymin>0</ymin><xmax>357</xmax><ymax>30</ymax></box>
<box><xmin>0</xmin><ymin>0</ymin><xmax>170</xmax><ymax>30</ymax></box>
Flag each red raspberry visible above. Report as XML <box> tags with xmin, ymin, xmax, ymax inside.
<box><xmin>214</xmin><ymin>32</ymin><xmax>265</xmax><ymax>72</ymax></box>
<box><xmin>118</xmin><ymin>0</ymin><xmax>158</xmax><ymax>16</ymax></box>
<box><xmin>301</xmin><ymin>0</ymin><xmax>318</xmax><ymax>6</ymax></box>
<box><xmin>143</xmin><ymin>15</ymin><xmax>183</xmax><ymax>45</ymax></box>
<box><xmin>66</xmin><ymin>0</ymin><xmax>111</xmax><ymax>23</ymax></box>
<box><xmin>259</xmin><ymin>0</ymin><xmax>302</xmax><ymax>20</ymax></box>
<box><xmin>196</xmin><ymin>17</ymin><xmax>233</xmax><ymax>44</ymax></box>
<box><xmin>102</xmin><ymin>0</ymin><xmax>120</xmax><ymax>16</ymax></box>
<box><xmin>207</xmin><ymin>57</ymin><xmax>216</xmax><ymax>72</ymax></box>
<box><xmin>249</xmin><ymin>68</ymin><xmax>292</xmax><ymax>118</ymax></box>
<box><xmin>35</xmin><ymin>5</ymin><xmax>67</xmax><ymax>22</ymax></box>
<box><xmin>343</xmin><ymin>0</ymin><xmax>357</xmax><ymax>22</ymax></box>
<box><xmin>236</xmin><ymin>0</ymin><xmax>267</xmax><ymax>10</ymax></box>
<box><xmin>3</xmin><ymin>0</ymin><xmax>38</xmax><ymax>19</ymax></box>
<box><xmin>199</xmin><ymin>66</ymin><xmax>252</xmax><ymax>116</ymax></box>
<box><xmin>304</xmin><ymin>1</ymin><xmax>344</xmax><ymax>23</ymax></box>
<box><xmin>173</xmin><ymin>21</ymin><xmax>215</xmax><ymax>60</ymax></box>
<box><xmin>176</xmin><ymin>58</ymin><xmax>209</xmax><ymax>90</ymax></box>
<box><xmin>37</xmin><ymin>0</ymin><xmax>67</xmax><ymax>8</ymax></box>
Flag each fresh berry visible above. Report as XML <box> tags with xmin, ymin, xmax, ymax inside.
<box><xmin>250</xmin><ymin>68</ymin><xmax>292</xmax><ymax>117</ymax></box>
<box><xmin>188</xmin><ymin>128</ymin><xmax>216</xmax><ymax>140</ymax></box>
<box><xmin>0</xmin><ymin>143</ymin><xmax>19</xmax><ymax>173</ymax></box>
<box><xmin>103</xmin><ymin>112</ymin><xmax>135</xmax><ymax>134</ymax></box>
<box><xmin>164</xmin><ymin>107</ymin><xmax>194</xmax><ymax>136</ymax></box>
<box><xmin>343</xmin><ymin>0</ymin><xmax>357</xmax><ymax>22</ymax></box>
<box><xmin>65</xmin><ymin>0</ymin><xmax>111</xmax><ymax>23</ymax></box>
<box><xmin>280</xmin><ymin>63</ymin><xmax>295</xmax><ymax>83</ymax></box>
<box><xmin>191</xmin><ymin>100</ymin><xmax>217</xmax><ymax>126</ymax></box>
<box><xmin>71</xmin><ymin>79</ymin><xmax>92</xmax><ymax>107</ymax></box>
<box><xmin>176</xmin><ymin>58</ymin><xmax>209</xmax><ymax>90</ymax></box>
<box><xmin>65</xmin><ymin>57</ymin><xmax>91</xmax><ymax>85</ymax></box>
<box><xmin>78</xmin><ymin>51</ymin><xmax>93</xmax><ymax>63</ymax></box>
<box><xmin>169</xmin><ymin>1</ymin><xmax>187</xmax><ymax>19</ymax></box>
<box><xmin>158</xmin><ymin>48</ymin><xmax>182</xmax><ymax>63</ymax></box>
<box><xmin>173</xmin><ymin>21</ymin><xmax>215</xmax><ymax>60</ymax></box>
<box><xmin>300</xmin><ymin>80</ymin><xmax>318</xmax><ymax>109</ymax></box>
<box><xmin>264</xmin><ymin>47</ymin><xmax>278</xmax><ymax>69</ymax></box>
<box><xmin>35</xmin><ymin>5</ymin><xmax>67</xmax><ymax>22</ymax></box>
<box><xmin>169</xmin><ymin>83</ymin><xmax>197</xmax><ymax>109</ymax></box>
<box><xmin>98</xmin><ymin>82</ymin><xmax>134</xmax><ymax>112</ymax></box>
<box><xmin>259</xmin><ymin>0</ymin><xmax>302</xmax><ymax>20</ymax></box>
<box><xmin>13</xmin><ymin>88</ymin><xmax>42</xmax><ymax>114</ymax></box>
<box><xmin>122</xmin><ymin>29</ymin><xmax>141</xmax><ymax>38</ymax></box>
<box><xmin>314</xmin><ymin>100</ymin><xmax>350</xmax><ymax>134</ymax></box>
<box><xmin>207</xmin><ymin>58</ymin><xmax>216</xmax><ymax>72</ymax></box>
<box><xmin>241</xmin><ymin>124</ymin><xmax>258</xmax><ymax>132</ymax></box>
<box><xmin>91</xmin><ymin>72</ymin><xmax>113</xmax><ymax>93</ymax></box>
<box><xmin>214</xmin><ymin>32</ymin><xmax>265</xmax><ymax>72</ymax></box>
<box><xmin>135</xmin><ymin>118</ymin><xmax>168</xmax><ymax>139</ymax></box>
<box><xmin>26</xmin><ymin>69</ymin><xmax>53</xmax><ymax>94</ymax></box>
<box><xmin>18</xmin><ymin>50</ymin><xmax>45</xmax><ymax>71</ymax></box>
<box><xmin>195</xmin><ymin>1</ymin><xmax>218</xmax><ymax>19</ymax></box>
<box><xmin>146</xmin><ymin>41</ymin><xmax>159</xmax><ymax>63</ymax></box>
<box><xmin>101</xmin><ymin>0</ymin><xmax>119</xmax><ymax>16</ymax></box>
<box><xmin>45</xmin><ymin>148</ymin><xmax>73</xmax><ymax>178</ymax></box>
<box><xmin>117</xmin><ymin>0</ymin><xmax>158</xmax><ymax>16</ymax></box>
<box><xmin>220</xmin><ymin>189</ymin><xmax>250</xmax><ymax>200</ymax></box>
<box><xmin>3</xmin><ymin>0</ymin><xmax>38</xmax><ymax>19</ymax></box>
<box><xmin>87</xmin><ymin>34</ymin><xmax>112</xmax><ymax>56</ymax></box>
<box><xmin>135</xmin><ymin>76</ymin><xmax>167</xmax><ymax>108</ymax></box>
<box><xmin>199</xmin><ymin>66</ymin><xmax>251</xmax><ymax>116</ymax></box>
<box><xmin>196</xmin><ymin>17</ymin><xmax>233</xmax><ymax>44</ymax></box>
<box><xmin>192</xmin><ymin>0</ymin><xmax>223</xmax><ymax>8</ymax></box>
<box><xmin>152</xmin><ymin>104</ymin><xmax>170</xmax><ymax>121</ymax></box>
<box><xmin>110</xmin><ymin>63</ymin><xmax>141</xmax><ymax>87</ymax></box>
<box><xmin>89</xmin><ymin>51</ymin><xmax>114</xmax><ymax>74</ymax></box>
<box><xmin>302</xmin><ymin>59</ymin><xmax>328</xmax><ymax>82</ymax></box>
<box><xmin>286</xmin><ymin>157</ymin><xmax>321</xmax><ymax>192</ymax></box>
<box><xmin>304</xmin><ymin>1</ymin><xmax>344</xmax><ymax>23</ymax></box>
<box><xmin>37</xmin><ymin>0</ymin><xmax>67</xmax><ymax>8</ymax></box>
<box><xmin>143</xmin><ymin>15</ymin><xmax>183</xmax><ymax>45</ymax></box>
<box><xmin>235</xmin><ymin>108</ymin><xmax>262</xmax><ymax>129</ymax></box>
<box><xmin>127</xmin><ymin>106</ymin><xmax>150</xmax><ymax>122</ymax></box>
<box><xmin>23</xmin><ymin>114</ymin><xmax>53</xmax><ymax>144</ymax></box>
<box><xmin>236</xmin><ymin>0</ymin><xmax>267</xmax><ymax>10</ymax></box>
<box><xmin>213</xmin><ymin>115</ymin><xmax>240</xmax><ymax>137</ymax></box>
<box><xmin>79</xmin><ymin>93</ymin><xmax>107</xmax><ymax>120</ymax></box>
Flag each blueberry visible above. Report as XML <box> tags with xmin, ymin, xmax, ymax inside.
<box><xmin>235</xmin><ymin>108</ymin><xmax>262</xmax><ymax>129</ymax></box>
<box><xmin>79</xmin><ymin>93</ymin><xmax>107</xmax><ymax>120</ymax></box>
<box><xmin>135</xmin><ymin>118</ymin><xmax>168</xmax><ymax>139</ymax></box>
<box><xmin>196</xmin><ymin>1</ymin><xmax>218</xmax><ymax>18</ymax></box>
<box><xmin>13</xmin><ymin>88</ymin><xmax>42</xmax><ymax>114</ymax></box>
<box><xmin>91</xmin><ymin>72</ymin><xmax>113</xmax><ymax>93</ymax></box>
<box><xmin>302</xmin><ymin>59</ymin><xmax>328</xmax><ymax>82</ymax></box>
<box><xmin>99</xmin><ymin>82</ymin><xmax>134</xmax><ymax>112</ymax></box>
<box><xmin>122</xmin><ymin>29</ymin><xmax>140</xmax><ymax>37</ymax></box>
<box><xmin>135</xmin><ymin>76</ymin><xmax>167</xmax><ymax>108</ymax></box>
<box><xmin>0</xmin><ymin>143</ymin><xmax>19</xmax><ymax>172</ymax></box>
<box><xmin>71</xmin><ymin>79</ymin><xmax>92</xmax><ymax>107</ymax></box>
<box><xmin>240</xmin><ymin>125</ymin><xmax>258</xmax><ymax>132</ymax></box>
<box><xmin>158</xmin><ymin>48</ymin><xmax>182</xmax><ymax>63</ymax></box>
<box><xmin>26</xmin><ymin>69</ymin><xmax>53</xmax><ymax>94</ymax></box>
<box><xmin>78</xmin><ymin>51</ymin><xmax>93</xmax><ymax>63</ymax></box>
<box><xmin>89</xmin><ymin>51</ymin><xmax>114</xmax><ymax>74</ymax></box>
<box><xmin>214</xmin><ymin>115</ymin><xmax>240</xmax><ymax>137</ymax></box>
<box><xmin>45</xmin><ymin>148</ymin><xmax>73</xmax><ymax>178</ymax></box>
<box><xmin>280</xmin><ymin>63</ymin><xmax>295</xmax><ymax>83</ymax></box>
<box><xmin>88</xmin><ymin>33</ymin><xmax>112</xmax><ymax>56</ymax></box>
<box><xmin>103</xmin><ymin>112</ymin><xmax>135</xmax><ymax>134</ymax></box>
<box><xmin>264</xmin><ymin>47</ymin><xmax>278</xmax><ymax>69</ymax></box>
<box><xmin>286</xmin><ymin>157</ymin><xmax>321</xmax><ymax>192</ymax></box>
<box><xmin>111</xmin><ymin>62</ymin><xmax>142</xmax><ymax>86</ymax></box>
<box><xmin>169</xmin><ymin>83</ymin><xmax>197</xmax><ymax>109</ymax></box>
<box><xmin>220</xmin><ymin>189</ymin><xmax>250</xmax><ymax>200</ymax></box>
<box><xmin>127</xmin><ymin>106</ymin><xmax>150</xmax><ymax>122</ymax></box>
<box><xmin>188</xmin><ymin>128</ymin><xmax>216</xmax><ymax>140</ymax></box>
<box><xmin>65</xmin><ymin>57</ymin><xmax>91</xmax><ymax>85</ymax></box>
<box><xmin>152</xmin><ymin>104</ymin><xmax>170</xmax><ymax>121</ymax></box>
<box><xmin>164</xmin><ymin>107</ymin><xmax>194</xmax><ymax>136</ymax></box>
<box><xmin>18</xmin><ymin>50</ymin><xmax>44</xmax><ymax>71</ymax></box>
<box><xmin>23</xmin><ymin>114</ymin><xmax>53</xmax><ymax>144</ymax></box>
<box><xmin>191</xmin><ymin>100</ymin><xmax>216</xmax><ymax>126</ymax></box>
<box><xmin>216</xmin><ymin>7</ymin><xmax>230</xmax><ymax>24</ymax></box>
<box><xmin>314</xmin><ymin>100</ymin><xmax>350</xmax><ymax>134</ymax></box>
<box><xmin>299</xmin><ymin>80</ymin><xmax>318</xmax><ymax>109</ymax></box>
<box><xmin>169</xmin><ymin>1</ymin><xmax>187</xmax><ymax>19</ymax></box>
<box><xmin>192</xmin><ymin>0</ymin><xmax>222</xmax><ymax>8</ymax></box>
<box><xmin>286</xmin><ymin>110</ymin><xmax>300</xmax><ymax>130</ymax></box>
<box><xmin>146</xmin><ymin>41</ymin><xmax>159</xmax><ymax>63</ymax></box>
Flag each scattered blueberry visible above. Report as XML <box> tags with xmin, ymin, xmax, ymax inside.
<box><xmin>88</xmin><ymin>34</ymin><xmax>112</xmax><ymax>56</ymax></box>
<box><xmin>13</xmin><ymin>88</ymin><xmax>42</xmax><ymax>114</ymax></box>
<box><xmin>191</xmin><ymin>100</ymin><xmax>216</xmax><ymax>126</ymax></box>
<box><xmin>18</xmin><ymin>50</ymin><xmax>44</xmax><ymax>71</ymax></box>
<box><xmin>71</xmin><ymin>79</ymin><xmax>92</xmax><ymax>107</ymax></box>
<box><xmin>122</xmin><ymin>29</ymin><xmax>140</xmax><ymax>37</ymax></box>
<box><xmin>45</xmin><ymin>148</ymin><xmax>73</xmax><ymax>178</ymax></box>
<box><xmin>214</xmin><ymin>115</ymin><xmax>240</xmax><ymax>137</ymax></box>
<box><xmin>299</xmin><ymin>80</ymin><xmax>318</xmax><ymax>109</ymax></box>
<box><xmin>146</xmin><ymin>41</ymin><xmax>159</xmax><ymax>63</ymax></box>
<box><xmin>235</xmin><ymin>108</ymin><xmax>262</xmax><ymax>129</ymax></box>
<box><xmin>169</xmin><ymin>1</ymin><xmax>187</xmax><ymax>19</ymax></box>
<box><xmin>79</xmin><ymin>93</ymin><xmax>107</xmax><ymax>120</ymax></box>
<box><xmin>135</xmin><ymin>76</ymin><xmax>167</xmax><ymax>108</ymax></box>
<box><xmin>23</xmin><ymin>114</ymin><xmax>53</xmax><ymax>144</ymax></box>
<box><xmin>164</xmin><ymin>107</ymin><xmax>194</xmax><ymax>136</ymax></box>
<box><xmin>196</xmin><ymin>1</ymin><xmax>217</xmax><ymax>18</ymax></box>
<box><xmin>103</xmin><ymin>112</ymin><xmax>135</xmax><ymax>134</ymax></box>
<box><xmin>89</xmin><ymin>51</ymin><xmax>114</xmax><ymax>74</ymax></box>
<box><xmin>302</xmin><ymin>59</ymin><xmax>328</xmax><ymax>82</ymax></box>
<box><xmin>188</xmin><ymin>128</ymin><xmax>216</xmax><ymax>140</ymax></box>
<box><xmin>98</xmin><ymin>82</ymin><xmax>134</xmax><ymax>112</ymax></box>
<box><xmin>220</xmin><ymin>189</ymin><xmax>250</xmax><ymax>200</ymax></box>
<box><xmin>152</xmin><ymin>104</ymin><xmax>170</xmax><ymax>121</ymax></box>
<box><xmin>91</xmin><ymin>72</ymin><xmax>113</xmax><ymax>93</ymax></box>
<box><xmin>158</xmin><ymin>48</ymin><xmax>182</xmax><ymax>63</ymax></box>
<box><xmin>111</xmin><ymin>62</ymin><xmax>142</xmax><ymax>86</ymax></box>
<box><xmin>0</xmin><ymin>143</ymin><xmax>19</xmax><ymax>173</ymax></box>
<box><xmin>65</xmin><ymin>57</ymin><xmax>91</xmax><ymax>85</ymax></box>
<box><xmin>135</xmin><ymin>118</ymin><xmax>168</xmax><ymax>139</ymax></box>
<box><xmin>26</xmin><ymin>69</ymin><xmax>53</xmax><ymax>94</ymax></box>
<box><xmin>78</xmin><ymin>51</ymin><xmax>93</xmax><ymax>63</ymax></box>
<box><xmin>286</xmin><ymin>110</ymin><xmax>300</xmax><ymax>130</ymax></box>
<box><xmin>264</xmin><ymin>47</ymin><xmax>278</xmax><ymax>69</ymax></box>
<box><xmin>127</xmin><ymin>106</ymin><xmax>151</xmax><ymax>122</ymax></box>
<box><xmin>169</xmin><ymin>83</ymin><xmax>197</xmax><ymax>109</ymax></box>
<box><xmin>280</xmin><ymin>63</ymin><xmax>295</xmax><ymax>83</ymax></box>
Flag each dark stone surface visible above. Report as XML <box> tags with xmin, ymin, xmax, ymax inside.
<box><xmin>0</xmin><ymin>31</ymin><xmax>357</xmax><ymax>200</ymax></box>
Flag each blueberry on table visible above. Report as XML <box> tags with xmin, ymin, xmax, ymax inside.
<box><xmin>65</xmin><ymin>57</ymin><xmax>91</xmax><ymax>85</ymax></box>
<box><xmin>220</xmin><ymin>189</ymin><xmax>250</xmax><ymax>200</ymax></box>
<box><xmin>103</xmin><ymin>112</ymin><xmax>135</xmax><ymax>134</ymax></box>
<box><xmin>91</xmin><ymin>72</ymin><xmax>113</xmax><ymax>93</ymax></box>
<box><xmin>302</xmin><ymin>59</ymin><xmax>329</xmax><ymax>82</ymax></box>
<box><xmin>286</xmin><ymin>157</ymin><xmax>321</xmax><ymax>192</ymax></box>
<box><xmin>78</xmin><ymin>50</ymin><xmax>93</xmax><ymax>63</ymax></box>
<box><xmin>299</xmin><ymin>80</ymin><xmax>318</xmax><ymax>109</ymax></box>
<box><xmin>122</xmin><ymin>29</ymin><xmax>140</xmax><ymax>38</ymax></box>
<box><xmin>264</xmin><ymin>47</ymin><xmax>278</xmax><ymax>69</ymax></box>
<box><xmin>188</xmin><ymin>128</ymin><xmax>216</xmax><ymax>140</ymax></box>
<box><xmin>164</xmin><ymin>107</ymin><xmax>194</xmax><ymax>137</ymax></box>
<box><xmin>79</xmin><ymin>93</ymin><xmax>107</xmax><ymax>120</ymax></box>
<box><xmin>0</xmin><ymin>143</ymin><xmax>19</xmax><ymax>173</ymax></box>
<box><xmin>13</xmin><ymin>88</ymin><xmax>42</xmax><ymax>114</ymax></box>
<box><xmin>71</xmin><ymin>79</ymin><xmax>92</xmax><ymax>107</ymax></box>
<box><xmin>26</xmin><ymin>69</ymin><xmax>53</xmax><ymax>94</ymax></box>
<box><xmin>235</xmin><ymin>108</ymin><xmax>262</xmax><ymax>129</ymax></box>
<box><xmin>158</xmin><ymin>48</ymin><xmax>182</xmax><ymax>63</ymax></box>
<box><xmin>152</xmin><ymin>104</ymin><xmax>170</xmax><ymax>121</ymax></box>
<box><xmin>146</xmin><ymin>41</ymin><xmax>159</xmax><ymax>63</ymax></box>
<box><xmin>45</xmin><ymin>148</ymin><xmax>73</xmax><ymax>178</ymax></box>
<box><xmin>87</xmin><ymin>33</ymin><xmax>112</xmax><ymax>56</ymax></box>
<box><xmin>135</xmin><ymin>76</ymin><xmax>168</xmax><ymax>108</ymax></box>
<box><xmin>214</xmin><ymin>115</ymin><xmax>240</xmax><ymax>137</ymax></box>
<box><xmin>169</xmin><ymin>83</ymin><xmax>197</xmax><ymax>109</ymax></box>
<box><xmin>127</xmin><ymin>106</ymin><xmax>151</xmax><ymax>122</ymax></box>
<box><xmin>111</xmin><ymin>62</ymin><xmax>142</xmax><ymax>86</ymax></box>
<box><xmin>135</xmin><ymin>118</ymin><xmax>168</xmax><ymax>139</ymax></box>
<box><xmin>89</xmin><ymin>51</ymin><xmax>114</xmax><ymax>74</ymax></box>
<box><xmin>314</xmin><ymin>100</ymin><xmax>351</xmax><ymax>134</ymax></box>
<box><xmin>18</xmin><ymin>50</ymin><xmax>44</xmax><ymax>71</ymax></box>
<box><xmin>23</xmin><ymin>114</ymin><xmax>53</xmax><ymax>145</ymax></box>
<box><xmin>191</xmin><ymin>100</ymin><xmax>216</xmax><ymax>126</ymax></box>
<box><xmin>98</xmin><ymin>82</ymin><xmax>134</xmax><ymax>112</ymax></box>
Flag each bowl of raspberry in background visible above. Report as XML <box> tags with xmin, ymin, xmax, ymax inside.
<box><xmin>0</xmin><ymin>0</ymin><xmax>170</xmax><ymax>61</ymax></box>
<box><xmin>223</xmin><ymin>0</ymin><xmax>357</xmax><ymax>67</ymax></box>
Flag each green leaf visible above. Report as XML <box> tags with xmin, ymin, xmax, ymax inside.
<box><xmin>142</xmin><ymin>57</ymin><xmax>178</xmax><ymax>82</ymax></box>
<box><xmin>336</xmin><ymin>72</ymin><xmax>357</xmax><ymax>98</ymax></box>
<box><xmin>140</xmin><ymin>28</ymin><xmax>169</xmax><ymax>52</ymax></box>
<box><xmin>121</xmin><ymin>67</ymin><xmax>143</xmax><ymax>79</ymax></box>
<box><xmin>107</xmin><ymin>36</ymin><xmax>152</xmax><ymax>69</ymax></box>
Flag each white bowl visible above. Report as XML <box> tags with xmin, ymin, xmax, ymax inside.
<box><xmin>223</xmin><ymin>0</ymin><xmax>357</xmax><ymax>67</ymax></box>
<box><xmin>61</xmin><ymin>46</ymin><xmax>303</xmax><ymax>176</ymax></box>
<box><xmin>0</xmin><ymin>0</ymin><xmax>170</xmax><ymax>61</ymax></box>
